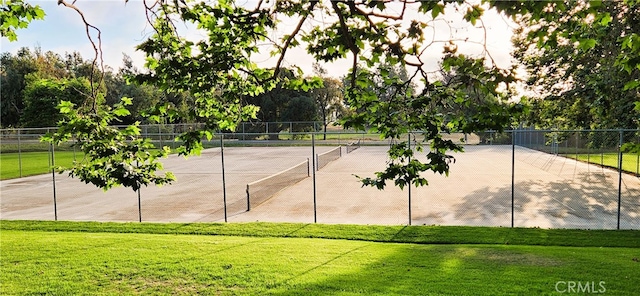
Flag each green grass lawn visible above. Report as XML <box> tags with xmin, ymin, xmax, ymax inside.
<box><xmin>567</xmin><ymin>152</ymin><xmax>640</xmax><ymax>175</ymax></box>
<box><xmin>0</xmin><ymin>151</ymin><xmax>79</xmax><ymax>180</ymax></box>
<box><xmin>1</xmin><ymin>221</ymin><xmax>639</xmax><ymax>295</ymax></box>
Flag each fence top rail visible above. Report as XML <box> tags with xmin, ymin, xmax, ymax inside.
<box><xmin>506</xmin><ymin>129</ymin><xmax>640</xmax><ymax>133</ymax></box>
<box><xmin>2</xmin><ymin>126</ymin><xmax>639</xmax><ymax>134</ymax></box>
<box><xmin>0</xmin><ymin>127</ymin><xmax>58</xmax><ymax>132</ymax></box>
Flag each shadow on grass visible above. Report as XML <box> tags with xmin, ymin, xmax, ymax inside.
<box><xmin>265</xmin><ymin>243</ymin><xmax>638</xmax><ymax>295</ymax></box>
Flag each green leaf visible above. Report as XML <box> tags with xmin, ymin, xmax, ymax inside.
<box><xmin>124</xmin><ymin>125</ymin><xmax>141</xmax><ymax>136</ymax></box>
<box><xmin>621</xmin><ymin>142</ymin><xmax>640</xmax><ymax>153</ymax></box>
<box><xmin>120</xmin><ymin>97</ymin><xmax>133</xmax><ymax>105</ymax></box>
<box><xmin>464</xmin><ymin>5</ymin><xmax>484</xmax><ymax>26</ymax></box>
<box><xmin>113</xmin><ymin>107</ymin><xmax>131</xmax><ymax>117</ymax></box>
<box><xmin>578</xmin><ymin>38</ymin><xmax>597</xmax><ymax>50</ymax></box>
<box><xmin>57</xmin><ymin>101</ymin><xmax>75</xmax><ymax>114</ymax></box>
<box><xmin>623</xmin><ymin>80</ymin><xmax>640</xmax><ymax>91</ymax></box>
<box><xmin>204</xmin><ymin>130</ymin><xmax>213</xmax><ymax>141</ymax></box>
<box><xmin>34</xmin><ymin>7</ymin><xmax>45</xmax><ymax>19</ymax></box>
<box><xmin>4</xmin><ymin>32</ymin><xmax>18</xmax><ymax>42</ymax></box>
<box><xmin>599</xmin><ymin>13</ymin><xmax>612</xmax><ymax>26</ymax></box>
<box><xmin>431</xmin><ymin>3</ymin><xmax>445</xmax><ymax>19</ymax></box>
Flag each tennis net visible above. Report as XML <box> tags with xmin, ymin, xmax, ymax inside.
<box><xmin>346</xmin><ymin>139</ymin><xmax>360</xmax><ymax>153</ymax></box>
<box><xmin>246</xmin><ymin>159</ymin><xmax>310</xmax><ymax>210</ymax></box>
<box><xmin>316</xmin><ymin>146</ymin><xmax>341</xmax><ymax>171</ymax></box>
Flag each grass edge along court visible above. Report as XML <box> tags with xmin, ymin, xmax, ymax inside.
<box><xmin>0</xmin><ymin>151</ymin><xmax>78</xmax><ymax>180</ymax></box>
<box><xmin>568</xmin><ymin>152</ymin><xmax>640</xmax><ymax>176</ymax></box>
<box><xmin>1</xmin><ymin>221</ymin><xmax>639</xmax><ymax>295</ymax></box>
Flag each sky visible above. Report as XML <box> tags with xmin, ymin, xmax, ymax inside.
<box><xmin>1</xmin><ymin>0</ymin><xmax>519</xmax><ymax>80</ymax></box>
<box><xmin>1</xmin><ymin>0</ymin><xmax>150</xmax><ymax>71</ymax></box>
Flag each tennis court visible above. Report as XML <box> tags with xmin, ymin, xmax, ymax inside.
<box><xmin>2</xmin><ymin>144</ymin><xmax>639</xmax><ymax>228</ymax></box>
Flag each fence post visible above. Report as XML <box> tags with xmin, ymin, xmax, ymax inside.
<box><xmin>617</xmin><ymin>130</ymin><xmax>623</xmax><ymax>230</ymax></box>
<box><xmin>312</xmin><ymin>133</ymin><xmax>317</xmax><ymax>223</ymax></box>
<box><xmin>575</xmin><ymin>132</ymin><xmax>579</xmax><ymax>160</ymax></box>
<box><xmin>135</xmin><ymin>160</ymin><xmax>142</xmax><ymax>222</ymax></box>
<box><xmin>17</xmin><ymin>129</ymin><xmax>22</xmax><ymax>178</ymax></box>
<box><xmin>636</xmin><ymin>133</ymin><xmax>640</xmax><ymax>177</ymax></box>
<box><xmin>601</xmin><ymin>144</ymin><xmax>604</xmax><ymax>168</ymax></box>
<box><xmin>587</xmin><ymin>132</ymin><xmax>591</xmax><ymax>173</ymax></box>
<box><xmin>49</xmin><ymin>141</ymin><xmax>58</xmax><ymax>221</ymax></box>
<box><xmin>246</xmin><ymin>184</ymin><xmax>250</xmax><ymax>212</ymax></box>
<box><xmin>408</xmin><ymin>133</ymin><xmax>412</xmax><ymax>226</ymax></box>
<box><xmin>170</xmin><ymin>124</ymin><xmax>175</xmax><ymax>150</ymax></box>
<box><xmin>73</xmin><ymin>136</ymin><xmax>77</xmax><ymax>161</ymax></box>
<box><xmin>221</xmin><ymin>134</ymin><xmax>228</xmax><ymax>222</ymax></box>
<box><xmin>511</xmin><ymin>130</ymin><xmax>515</xmax><ymax>228</ymax></box>
<box><xmin>137</xmin><ymin>187</ymin><xmax>142</xmax><ymax>223</ymax></box>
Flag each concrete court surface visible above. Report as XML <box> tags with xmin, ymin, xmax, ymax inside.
<box><xmin>230</xmin><ymin>145</ymin><xmax>640</xmax><ymax>229</ymax></box>
<box><xmin>0</xmin><ymin>146</ymin><xmax>335</xmax><ymax>222</ymax></box>
<box><xmin>2</xmin><ymin>145</ymin><xmax>640</xmax><ymax>229</ymax></box>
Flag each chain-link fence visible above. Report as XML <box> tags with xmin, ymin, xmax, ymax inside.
<box><xmin>1</xmin><ymin>125</ymin><xmax>639</xmax><ymax>229</ymax></box>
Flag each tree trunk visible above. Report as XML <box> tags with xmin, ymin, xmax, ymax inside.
<box><xmin>323</xmin><ymin>121</ymin><xmax>327</xmax><ymax>140</ymax></box>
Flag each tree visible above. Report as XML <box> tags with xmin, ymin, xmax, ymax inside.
<box><xmin>21</xmin><ymin>77</ymin><xmax>91</xmax><ymax>127</ymax></box>
<box><xmin>503</xmin><ymin>0</ymin><xmax>640</xmax><ymax>152</ymax></box>
<box><xmin>339</xmin><ymin>61</ymin><xmax>418</xmax><ymax>127</ymax></box>
<box><xmin>341</xmin><ymin>61</ymin><xmax>414</xmax><ymax>103</ymax></box>
<box><xmin>1</xmin><ymin>47</ymin><xmax>151</xmax><ymax>127</ymax></box>
<box><xmin>42</xmin><ymin>98</ymin><xmax>175</xmax><ymax>191</ymax></box>
<box><xmin>7</xmin><ymin>0</ymin><xmax>640</xmax><ymax>192</ymax></box>
<box><xmin>103</xmin><ymin>54</ymin><xmax>167</xmax><ymax>125</ymax></box>
<box><xmin>0</xmin><ymin>47</ymin><xmax>90</xmax><ymax>127</ymax></box>
<box><xmin>310</xmin><ymin>63</ymin><xmax>344</xmax><ymax>139</ymax></box>
<box><xmin>438</xmin><ymin>53</ymin><xmax>516</xmax><ymax>127</ymax></box>
<box><xmin>282</xmin><ymin>96</ymin><xmax>317</xmax><ymax>125</ymax></box>
<box><xmin>512</xmin><ymin>0</ymin><xmax>640</xmax><ymax>130</ymax></box>
<box><xmin>244</xmin><ymin>68</ymin><xmax>318</xmax><ymax>136</ymax></box>
<box><xmin>1</xmin><ymin>49</ymin><xmax>37</xmax><ymax>127</ymax></box>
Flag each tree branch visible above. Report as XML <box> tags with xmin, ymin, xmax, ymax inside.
<box><xmin>57</xmin><ymin>0</ymin><xmax>104</xmax><ymax>112</ymax></box>
<box><xmin>331</xmin><ymin>1</ymin><xmax>360</xmax><ymax>88</ymax></box>
<box><xmin>273</xmin><ymin>1</ymin><xmax>317</xmax><ymax>78</ymax></box>
<box><xmin>352</xmin><ymin>0</ymin><xmax>406</xmax><ymax>21</ymax></box>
